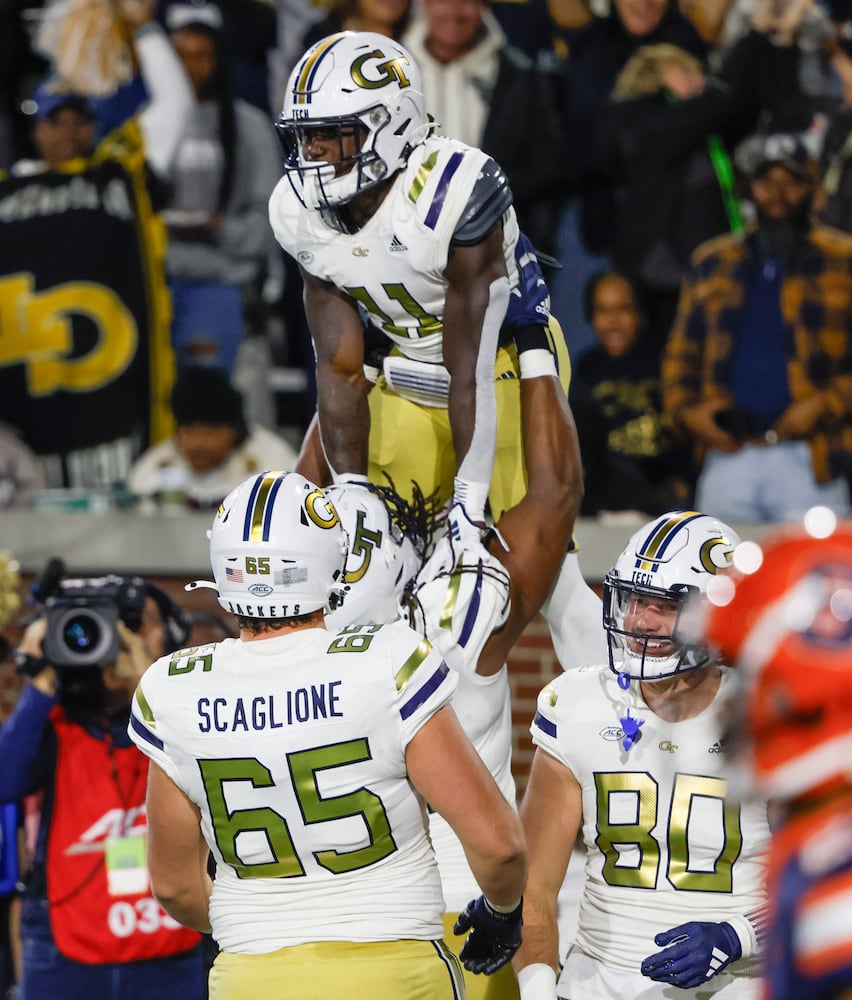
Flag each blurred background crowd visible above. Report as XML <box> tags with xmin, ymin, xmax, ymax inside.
<box><xmin>0</xmin><ymin>0</ymin><xmax>850</xmax><ymax>526</ymax></box>
<box><xmin>0</xmin><ymin>4</ymin><xmax>850</xmax><ymax>997</ymax></box>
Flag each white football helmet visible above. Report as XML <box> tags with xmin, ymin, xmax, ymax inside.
<box><xmin>324</xmin><ymin>482</ymin><xmax>422</xmax><ymax>629</ymax></box>
<box><xmin>603</xmin><ymin>510</ymin><xmax>741</xmax><ymax>680</ymax></box>
<box><xmin>277</xmin><ymin>31</ymin><xmax>427</xmax><ymax>210</ymax></box>
<box><xmin>204</xmin><ymin>471</ymin><xmax>348</xmax><ymax>618</ymax></box>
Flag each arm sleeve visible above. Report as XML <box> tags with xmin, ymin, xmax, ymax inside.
<box><xmin>661</xmin><ymin>266</ymin><xmax>707</xmax><ymax>421</ymax></box>
<box><xmin>414</xmin><ymin>541</ymin><xmax>511</xmax><ymax>678</ymax></box>
<box><xmin>135</xmin><ymin>22</ymin><xmax>195</xmax><ymax>178</ymax></box>
<box><xmin>453</xmin><ymin>272</ymin><xmax>508</xmax><ymax>517</ymax></box>
<box><xmin>0</xmin><ymin>685</ymin><xmax>57</xmax><ymax>802</ymax></box>
<box><xmin>219</xmin><ymin>106</ymin><xmax>284</xmax><ymax>255</ymax></box>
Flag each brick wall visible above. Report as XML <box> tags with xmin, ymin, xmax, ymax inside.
<box><xmin>507</xmin><ymin>614</ymin><xmax>561</xmax><ymax>798</ymax></box>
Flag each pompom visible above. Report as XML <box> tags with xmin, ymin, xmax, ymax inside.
<box><xmin>37</xmin><ymin>0</ymin><xmax>134</xmax><ymax>97</ymax></box>
<box><xmin>0</xmin><ymin>553</ymin><xmax>21</xmax><ymax>629</ymax></box>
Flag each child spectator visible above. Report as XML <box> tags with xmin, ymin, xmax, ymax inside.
<box><xmin>128</xmin><ymin>366</ymin><xmax>297</xmax><ymax>509</ymax></box>
<box><xmin>571</xmin><ymin>270</ymin><xmax>693</xmax><ymax>516</ymax></box>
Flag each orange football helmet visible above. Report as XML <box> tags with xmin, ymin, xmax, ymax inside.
<box><xmin>704</xmin><ymin>521</ymin><xmax>852</xmax><ymax>801</ymax></box>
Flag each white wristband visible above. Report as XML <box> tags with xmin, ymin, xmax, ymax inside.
<box><xmin>331</xmin><ymin>472</ymin><xmax>369</xmax><ymax>486</ymax></box>
<box><xmin>519</xmin><ymin>349</ymin><xmax>558</xmax><ymax>380</ymax></box>
<box><xmin>483</xmin><ymin>896</ymin><xmax>522</xmax><ymax>915</ymax></box>
<box><xmin>725</xmin><ymin>914</ymin><xmax>757</xmax><ymax>959</ymax></box>
<box><xmin>517</xmin><ymin>963</ymin><xmax>558</xmax><ymax>1000</ymax></box>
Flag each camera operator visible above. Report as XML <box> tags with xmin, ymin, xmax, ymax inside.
<box><xmin>0</xmin><ymin>563</ymin><xmax>207</xmax><ymax>1000</ymax></box>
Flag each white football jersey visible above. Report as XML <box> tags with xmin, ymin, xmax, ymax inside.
<box><xmin>268</xmin><ymin>136</ymin><xmax>521</xmax><ymax>366</ymax></box>
<box><xmin>408</xmin><ymin>536</ymin><xmax>515</xmax><ymax>909</ymax></box>
<box><xmin>531</xmin><ymin>665</ymin><xmax>770</xmax><ymax>981</ymax></box>
<box><xmin>129</xmin><ymin>621</ymin><xmax>457</xmax><ymax>953</ymax></box>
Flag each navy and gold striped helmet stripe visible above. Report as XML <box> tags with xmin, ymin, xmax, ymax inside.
<box><xmin>293</xmin><ymin>33</ymin><xmax>347</xmax><ymax>105</ymax></box>
<box><xmin>634</xmin><ymin>511</ymin><xmax>703</xmax><ymax>572</ymax></box>
<box><xmin>242</xmin><ymin>474</ymin><xmax>285</xmax><ymax>542</ymax></box>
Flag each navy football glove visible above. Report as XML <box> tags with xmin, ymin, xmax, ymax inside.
<box><xmin>641</xmin><ymin>921</ymin><xmax>742</xmax><ymax>988</ymax></box>
<box><xmin>453</xmin><ymin>895</ymin><xmax>523</xmax><ymax>974</ymax></box>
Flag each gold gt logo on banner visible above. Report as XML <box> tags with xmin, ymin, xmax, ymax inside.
<box><xmin>0</xmin><ymin>272</ymin><xmax>138</xmax><ymax>396</ymax></box>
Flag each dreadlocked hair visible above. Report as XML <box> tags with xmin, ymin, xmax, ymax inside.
<box><xmin>360</xmin><ymin>476</ymin><xmax>444</xmax><ymax>567</ymax></box>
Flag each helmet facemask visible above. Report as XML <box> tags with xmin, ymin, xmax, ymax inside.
<box><xmin>278</xmin><ymin>108</ymin><xmax>394</xmax><ymax>211</ymax></box>
<box><xmin>602</xmin><ymin>511</ymin><xmax>740</xmax><ymax>682</ymax></box>
<box><xmin>277</xmin><ymin>31</ymin><xmax>428</xmax><ymax>220</ymax></box>
<box><xmin>603</xmin><ymin>577</ymin><xmax>712</xmax><ymax>681</ymax></box>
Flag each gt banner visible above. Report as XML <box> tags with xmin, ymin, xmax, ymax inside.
<box><xmin>0</xmin><ymin>121</ymin><xmax>174</xmax><ymax>479</ymax></box>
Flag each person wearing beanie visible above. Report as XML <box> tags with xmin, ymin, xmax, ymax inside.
<box><xmin>127</xmin><ymin>366</ymin><xmax>297</xmax><ymax>508</ymax></box>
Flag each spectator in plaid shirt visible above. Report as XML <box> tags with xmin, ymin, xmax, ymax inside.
<box><xmin>662</xmin><ymin>132</ymin><xmax>852</xmax><ymax>523</ymax></box>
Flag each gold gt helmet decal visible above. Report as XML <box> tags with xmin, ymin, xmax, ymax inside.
<box><xmin>350</xmin><ymin>50</ymin><xmax>412</xmax><ymax>90</ymax></box>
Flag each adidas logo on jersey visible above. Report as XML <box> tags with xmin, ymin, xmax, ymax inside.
<box><xmin>389</xmin><ymin>234</ymin><xmax>408</xmax><ymax>252</ymax></box>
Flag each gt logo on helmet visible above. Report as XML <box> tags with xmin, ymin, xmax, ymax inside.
<box><xmin>350</xmin><ymin>51</ymin><xmax>412</xmax><ymax>90</ymax></box>
<box><xmin>305</xmin><ymin>489</ymin><xmax>340</xmax><ymax>529</ymax></box>
<box><xmin>699</xmin><ymin>536</ymin><xmax>736</xmax><ymax>575</ymax></box>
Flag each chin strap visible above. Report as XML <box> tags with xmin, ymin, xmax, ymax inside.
<box><xmin>618</xmin><ymin>671</ymin><xmax>645</xmax><ymax>753</ymax></box>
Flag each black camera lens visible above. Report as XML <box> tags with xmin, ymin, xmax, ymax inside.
<box><xmin>61</xmin><ymin>614</ymin><xmax>101</xmax><ymax>653</ymax></box>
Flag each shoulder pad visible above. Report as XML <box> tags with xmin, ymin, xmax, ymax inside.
<box><xmin>451</xmin><ymin>158</ymin><xmax>513</xmax><ymax>247</ymax></box>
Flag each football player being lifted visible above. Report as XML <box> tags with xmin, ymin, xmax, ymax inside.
<box><xmin>513</xmin><ymin>511</ymin><xmax>772</xmax><ymax>1000</ymax></box>
<box><xmin>270</xmin><ymin>30</ymin><xmax>604</xmax><ymax>671</ymax></box>
<box><xmin>325</xmin><ymin>359</ymin><xmax>581</xmax><ymax>999</ymax></box>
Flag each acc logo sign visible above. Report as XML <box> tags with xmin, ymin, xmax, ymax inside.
<box><xmin>599</xmin><ymin>726</ymin><xmax>624</xmax><ymax>742</ymax></box>
<box><xmin>249</xmin><ymin>584</ymin><xmax>273</xmax><ymax>597</ymax></box>
<box><xmin>305</xmin><ymin>489</ymin><xmax>340</xmax><ymax>529</ymax></box>
<box><xmin>350</xmin><ymin>50</ymin><xmax>412</xmax><ymax>90</ymax></box>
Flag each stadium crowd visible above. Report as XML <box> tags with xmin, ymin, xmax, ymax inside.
<box><xmin>0</xmin><ymin>0</ymin><xmax>849</xmax><ymax>523</ymax></box>
<box><xmin>0</xmin><ymin>1</ymin><xmax>849</xmax><ymax>999</ymax></box>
